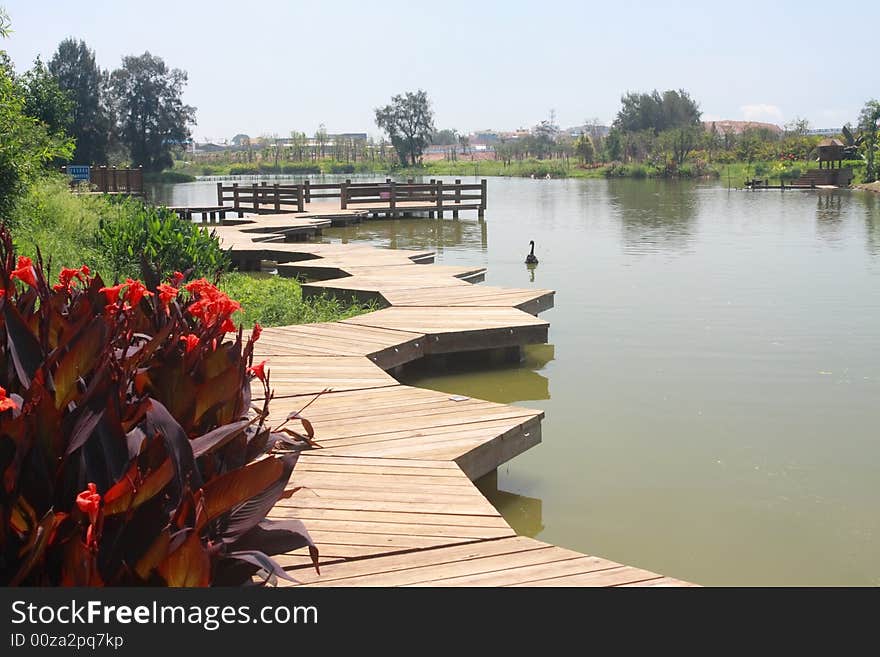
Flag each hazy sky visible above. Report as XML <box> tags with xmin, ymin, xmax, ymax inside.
<box><xmin>4</xmin><ymin>1</ymin><xmax>878</xmax><ymax>141</ymax></box>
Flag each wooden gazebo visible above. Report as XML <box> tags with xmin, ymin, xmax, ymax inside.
<box><xmin>816</xmin><ymin>138</ymin><xmax>845</xmax><ymax>169</ymax></box>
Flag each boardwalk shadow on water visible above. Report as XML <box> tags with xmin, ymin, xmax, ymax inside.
<box><xmin>607</xmin><ymin>179</ymin><xmax>699</xmax><ymax>255</ymax></box>
<box><xmin>396</xmin><ymin>343</ymin><xmax>554</xmax><ymax>404</ymax></box>
<box><xmin>476</xmin><ymin>470</ymin><xmax>544</xmax><ymax>537</ymax></box>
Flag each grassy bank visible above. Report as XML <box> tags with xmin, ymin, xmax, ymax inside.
<box><xmin>144</xmin><ymin>170</ymin><xmax>196</xmax><ymax>183</ymax></box>
<box><xmin>8</xmin><ymin>177</ymin><xmax>370</xmax><ymax>327</ymax></box>
<box><xmin>220</xmin><ymin>272</ymin><xmax>376</xmax><ymax>327</ymax></box>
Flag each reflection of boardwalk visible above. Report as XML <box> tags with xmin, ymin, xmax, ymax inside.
<box><xmin>223</xmin><ymin>227</ymin><xmax>695</xmax><ymax>586</ymax></box>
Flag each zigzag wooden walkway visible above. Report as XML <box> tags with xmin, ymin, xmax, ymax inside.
<box><xmin>223</xmin><ymin>227</ymin><xmax>695</xmax><ymax>587</ymax></box>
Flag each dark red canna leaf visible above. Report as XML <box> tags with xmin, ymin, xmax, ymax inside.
<box><xmin>157</xmin><ymin>528</ymin><xmax>210</xmax><ymax>587</ymax></box>
<box><xmin>3</xmin><ymin>301</ymin><xmax>42</xmax><ymax>388</ymax></box>
<box><xmin>190</xmin><ymin>419</ymin><xmax>250</xmax><ymax>458</ymax></box>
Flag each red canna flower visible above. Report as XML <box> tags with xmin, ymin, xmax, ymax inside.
<box><xmin>252</xmin><ymin>322</ymin><xmax>262</xmax><ymax>342</ymax></box>
<box><xmin>0</xmin><ymin>386</ymin><xmax>18</xmax><ymax>412</ymax></box>
<box><xmin>76</xmin><ymin>482</ymin><xmax>101</xmax><ymax>524</ymax></box>
<box><xmin>99</xmin><ymin>283</ymin><xmax>126</xmax><ymax>304</ymax></box>
<box><xmin>76</xmin><ymin>482</ymin><xmax>102</xmax><ymax>550</ymax></box>
<box><xmin>124</xmin><ymin>279</ymin><xmax>153</xmax><ymax>306</ymax></box>
<box><xmin>171</xmin><ymin>271</ymin><xmax>184</xmax><ymax>286</ymax></box>
<box><xmin>180</xmin><ymin>333</ymin><xmax>200</xmax><ymax>353</ymax></box>
<box><xmin>185</xmin><ymin>278</ymin><xmax>241</xmax><ymax>331</ymax></box>
<box><xmin>156</xmin><ymin>283</ymin><xmax>178</xmax><ymax>309</ymax></box>
<box><xmin>11</xmin><ymin>256</ymin><xmax>37</xmax><ymax>288</ymax></box>
<box><xmin>247</xmin><ymin>359</ymin><xmax>268</xmax><ymax>382</ymax></box>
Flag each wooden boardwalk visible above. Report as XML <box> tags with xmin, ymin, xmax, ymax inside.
<box><xmin>221</xmin><ymin>226</ymin><xmax>695</xmax><ymax>587</ymax></box>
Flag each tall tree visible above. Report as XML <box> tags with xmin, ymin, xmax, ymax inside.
<box><xmin>21</xmin><ymin>57</ymin><xmax>73</xmax><ymax>139</ymax></box>
<box><xmin>614</xmin><ymin>89</ymin><xmax>700</xmax><ymax>134</ymax></box>
<box><xmin>858</xmin><ymin>99</ymin><xmax>880</xmax><ymax>183</ymax></box>
<box><xmin>375</xmin><ymin>90</ymin><xmax>435</xmax><ymax>166</ymax></box>
<box><xmin>48</xmin><ymin>39</ymin><xmax>111</xmax><ymax>164</ymax></box>
<box><xmin>574</xmin><ymin>133</ymin><xmax>595</xmax><ymax>164</ymax></box>
<box><xmin>108</xmin><ymin>52</ymin><xmax>195</xmax><ymax>171</ymax></box>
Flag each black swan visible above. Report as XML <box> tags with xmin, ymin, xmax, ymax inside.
<box><xmin>525</xmin><ymin>240</ymin><xmax>538</xmax><ymax>264</ymax></box>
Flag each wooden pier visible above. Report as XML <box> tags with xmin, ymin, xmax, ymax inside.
<box><xmin>220</xmin><ymin>226</ymin><xmax>695</xmax><ymax>587</ymax></box>
<box><xmin>215</xmin><ymin>179</ymin><xmax>487</xmax><ymax>219</ymax></box>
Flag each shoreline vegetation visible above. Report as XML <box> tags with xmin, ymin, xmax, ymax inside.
<box><xmin>167</xmin><ymin>157</ymin><xmax>870</xmax><ymax>186</ymax></box>
<box><xmin>10</xmin><ymin>177</ymin><xmax>372</xmax><ymax>327</ymax></box>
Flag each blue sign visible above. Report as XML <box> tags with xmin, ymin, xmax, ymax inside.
<box><xmin>67</xmin><ymin>165</ymin><xmax>90</xmax><ymax>181</ymax></box>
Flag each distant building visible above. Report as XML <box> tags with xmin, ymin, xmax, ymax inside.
<box><xmin>806</xmin><ymin>128</ymin><xmax>840</xmax><ymax>136</ymax></box>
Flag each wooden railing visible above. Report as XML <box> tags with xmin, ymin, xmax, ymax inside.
<box><xmin>63</xmin><ymin>166</ymin><xmax>144</xmax><ymax>194</ymax></box>
<box><xmin>216</xmin><ymin>179</ymin><xmax>487</xmax><ymax>217</ymax></box>
<box><xmin>216</xmin><ymin>182</ymin><xmax>304</xmax><ymax>213</ymax></box>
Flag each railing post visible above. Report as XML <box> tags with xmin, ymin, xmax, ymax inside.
<box><xmin>135</xmin><ymin>166</ymin><xmax>143</xmax><ymax>194</ymax></box>
<box><xmin>111</xmin><ymin>166</ymin><xmax>118</xmax><ymax>193</ymax></box>
<box><xmin>217</xmin><ymin>182</ymin><xmax>223</xmax><ymax>206</ymax></box>
<box><xmin>254</xmin><ymin>182</ymin><xmax>262</xmax><ymax>212</ymax></box>
<box><xmin>479</xmin><ymin>179</ymin><xmax>487</xmax><ymax>219</ymax></box>
<box><xmin>297</xmin><ymin>184</ymin><xmax>304</xmax><ymax>212</ymax></box>
<box><xmin>454</xmin><ymin>178</ymin><xmax>461</xmax><ymax>218</ymax></box>
<box><xmin>389</xmin><ymin>181</ymin><xmax>396</xmax><ymax>217</ymax></box>
<box><xmin>233</xmin><ymin>183</ymin><xmax>240</xmax><ymax>212</ymax></box>
<box><xmin>273</xmin><ymin>184</ymin><xmax>280</xmax><ymax>212</ymax></box>
<box><xmin>304</xmin><ymin>179</ymin><xmax>311</xmax><ymax>204</ymax></box>
<box><xmin>340</xmin><ymin>179</ymin><xmax>348</xmax><ymax>210</ymax></box>
<box><xmin>436</xmin><ymin>179</ymin><xmax>443</xmax><ymax>218</ymax></box>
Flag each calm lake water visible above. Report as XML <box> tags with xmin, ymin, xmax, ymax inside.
<box><xmin>152</xmin><ymin>176</ymin><xmax>880</xmax><ymax>585</ymax></box>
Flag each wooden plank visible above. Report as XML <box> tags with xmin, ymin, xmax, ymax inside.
<box><xmin>340</xmin><ymin>307</ymin><xmax>549</xmax><ymax>354</ymax></box>
<box><xmin>253</xmin><ymin>355</ymin><xmax>397</xmax><ymax>399</ymax></box>
<box><xmin>277</xmin><ymin>536</ymin><xmax>542</xmax><ymax>584</ymax></box>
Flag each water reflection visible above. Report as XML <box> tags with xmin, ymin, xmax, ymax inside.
<box><xmin>324</xmin><ymin>217</ymin><xmax>488</xmax><ymax>253</ymax></box>
<box><xmin>864</xmin><ymin>192</ymin><xmax>880</xmax><ymax>256</ymax></box>
<box><xmin>607</xmin><ymin>179</ymin><xmax>698</xmax><ymax>255</ymax></box>
<box><xmin>476</xmin><ymin>470</ymin><xmax>544</xmax><ymax>537</ymax></box>
<box><xmin>815</xmin><ymin>191</ymin><xmax>844</xmax><ymax>242</ymax></box>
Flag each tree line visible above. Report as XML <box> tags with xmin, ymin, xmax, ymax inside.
<box><xmin>5</xmin><ymin>34</ymin><xmax>195</xmax><ymax>172</ymax></box>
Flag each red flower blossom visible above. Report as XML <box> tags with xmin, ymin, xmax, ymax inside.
<box><xmin>185</xmin><ymin>278</ymin><xmax>241</xmax><ymax>331</ymax></box>
<box><xmin>180</xmin><ymin>333</ymin><xmax>200</xmax><ymax>354</ymax></box>
<box><xmin>76</xmin><ymin>482</ymin><xmax>101</xmax><ymax>550</ymax></box>
<box><xmin>156</xmin><ymin>283</ymin><xmax>178</xmax><ymax>309</ymax></box>
<box><xmin>99</xmin><ymin>283</ymin><xmax>126</xmax><ymax>304</ymax></box>
<box><xmin>11</xmin><ymin>256</ymin><xmax>36</xmax><ymax>288</ymax></box>
<box><xmin>0</xmin><ymin>386</ymin><xmax>18</xmax><ymax>412</ymax></box>
<box><xmin>171</xmin><ymin>271</ymin><xmax>184</xmax><ymax>286</ymax></box>
<box><xmin>247</xmin><ymin>360</ymin><xmax>268</xmax><ymax>382</ymax></box>
<box><xmin>124</xmin><ymin>278</ymin><xmax>153</xmax><ymax>306</ymax></box>
<box><xmin>252</xmin><ymin>322</ymin><xmax>262</xmax><ymax>342</ymax></box>
<box><xmin>76</xmin><ymin>482</ymin><xmax>101</xmax><ymax>524</ymax></box>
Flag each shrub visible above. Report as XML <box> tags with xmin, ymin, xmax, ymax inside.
<box><xmin>0</xmin><ymin>225</ymin><xmax>317</xmax><ymax>586</ymax></box>
<box><xmin>329</xmin><ymin>164</ymin><xmax>355</xmax><ymax>174</ymax></box>
<box><xmin>97</xmin><ymin>201</ymin><xmax>231</xmax><ymax>281</ymax></box>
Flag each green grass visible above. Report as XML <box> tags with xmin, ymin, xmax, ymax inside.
<box><xmin>8</xmin><ymin>176</ymin><xmax>375</xmax><ymax>328</ymax></box>
<box><xmin>219</xmin><ymin>271</ymin><xmax>376</xmax><ymax>328</ymax></box>
<box><xmin>9</xmin><ymin>176</ymin><xmax>112</xmax><ymax>272</ymax></box>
